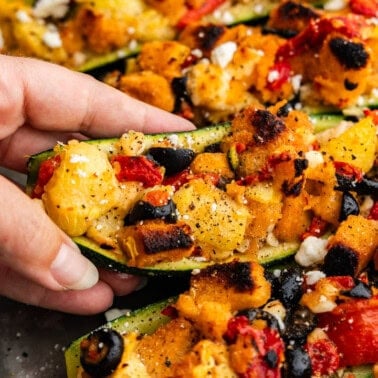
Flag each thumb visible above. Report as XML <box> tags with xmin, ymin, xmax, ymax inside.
<box><xmin>0</xmin><ymin>175</ymin><xmax>99</xmax><ymax>291</ymax></box>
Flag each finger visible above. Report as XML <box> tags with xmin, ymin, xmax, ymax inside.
<box><xmin>0</xmin><ymin>125</ymin><xmax>86</xmax><ymax>172</ymax></box>
<box><xmin>0</xmin><ymin>263</ymin><xmax>114</xmax><ymax>314</ymax></box>
<box><xmin>99</xmin><ymin>269</ymin><xmax>147</xmax><ymax>296</ymax></box>
<box><xmin>0</xmin><ymin>176</ymin><xmax>99</xmax><ymax>291</ymax></box>
<box><xmin>0</xmin><ymin>55</ymin><xmax>195</xmax><ymax>139</ymax></box>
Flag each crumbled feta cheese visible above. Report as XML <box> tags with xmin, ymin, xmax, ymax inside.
<box><xmin>290</xmin><ymin>74</ymin><xmax>302</xmax><ymax>93</ymax></box>
<box><xmin>304</xmin><ymin>150</ymin><xmax>324</xmax><ymax>168</ymax></box>
<box><xmin>128</xmin><ymin>39</ymin><xmax>138</xmax><ymax>51</ymax></box>
<box><xmin>167</xmin><ymin>134</ymin><xmax>179</xmax><ymax>146</ymax></box>
<box><xmin>42</xmin><ymin>25</ymin><xmax>62</xmax><ymax>48</ymax></box>
<box><xmin>16</xmin><ymin>10</ymin><xmax>32</xmax><ymax>23</ymax></box>
<box><xmin>213</xmin><ymin>10</ymin><xmax>234</xmax><ymax>24</ymax></box>
<box><xmin>104</xmin><ymin>308</ymin><xmax>131</xmax><ymax>322</ymax></box>
<box><xmin>305</xmin><ymin>270</ymin><xmax>326</xmax><ymax>286</ymax></box>
<box><xmin>313</xmin><ymin>295</ymin><xmax>337</xmax><ymax>313</ymax></box>
<box><xmin>211</xmin><ymin>41</ymin><xmax>237</xmax><ymax>68</ymax></box>
<box><xmin>267</xmin><ymin>69</ymin><xmax>280</xmax><ymax>83</ymax></box>
<box><xmin>295</xmin><ymin>236</ymin><xmax>328</xmax><ymax>267</ymax></box>
<box><xmin>323</xmin><ymin>0</ymin><xmax>347</xmax><ymax>11</ymax></box>
<box><xmin>33</xmin><ymin>0</ymin><xmax>70</xmax><ymax>19</ymax></box>
<box><xmin>69</xmin><ymin>154</ymin><xmax>90</xmax><ymax>163</ymax></box>
<box><xmin>191</xmin><ymin>48</ymin><xmax>203</xmax><ymax>59</ymax></box>
<box><xmin>73</xmin><ymin>51</ymin><xmax>87</xmax><ymax>67</ymax></box>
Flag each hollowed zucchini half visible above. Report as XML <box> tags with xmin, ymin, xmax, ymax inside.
<box><xmin>26</xmin><ymin>123</ymin><xmax>302</xmax><ymax>276</ymax></box>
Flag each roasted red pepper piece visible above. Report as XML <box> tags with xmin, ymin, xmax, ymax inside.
<box><xmin>32</xmin><ymin>155</ymin><xmax>61</xmax><ymax>198</ymax></box>
<box><xmin>305</xmin><ymin>338</ymin><xmax>339</xmax><ymax>376</ymax></box>
<box><xmin>224</xmin><ymin>315</ymin><xmax>285</xmax><ymax>378</ymax></box>
<box><xmin>163</xmin><ymin>168</ymin><xmax>221</xmax><ymax>190</ymax></box>
<box><xmin>368</xmin><ymin>200</ymin><xmax>378</xmax><ymax>220</ymax></box>
<box><xmin>318</xmin><ymin>295</ymin><xmax>378</xmax><ymax>367</ymax></box>
<box><xmin>266</xmin><ymin>61</ymin><xmax>291</xmax><ymax>91</ymax></box>
<box><xmin>111</xmin><ymin>155</ymin><xmax>163</xmax><ymax>187</ymax></box>
<box><xmin>301</xmin><ymin>216</ymin><xmax>328</xmax><ymax>240</ymax></box>
<box><xmin>276</xmin><ymin>16</ymin><xmax>364</xmax><ymax>61</ymax></box>
<box><xmin>177</xmin><ymin>0</ymin><xmax>226</xmax><ymax>28</ymax></box>
<box><xmin>350</xmin><ymin>0</ymin><xmax>378</xmax><ymax>17</ymax></box>
<box><xmin>333</xmin><ymin>161</ymin><xmax>364</xmax><ymax>182</ymax></box>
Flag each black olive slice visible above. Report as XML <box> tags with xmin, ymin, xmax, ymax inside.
<box><xmin>284</xmin><ymin>305</ymin><xmax>317</xmax><ymax>345</ymax></box>
<box><xmin>125</xmin><ymin>199</ymin><xmax>177</xmax><ymax>225</ymax></box>
<box><xmin>147</xmin><ymin>147</ymin><xmax>195</xmax><ymax>176</ymax></box>
<box><xmin>80</xmin><ymin>328</ymin><xmax>124</xmax><ymax>377</ymax></box>
<box><xmin>339</xmin><ymin>191</ymin><xmax>359</xmax><ymax>222</ymax></box>
<box><xmin>283</xmin><ymin>346</ymin><xmax>312</xmax><ymax>378</ymax></box>
<box><xmin>323</xmin><ymin>244</ymin><xmax>358</xmax><ymax>277</ymax></box>
<box><xmin>336</xmin><ymin>174</ymin><xmax>378</xmax><ymax>195</ymax></box>
<box><xmin>276</xmin><ymin>267</ymin><xmax>304</xmax><ymax>309</ymax></box>
<box><xmin>342</xmin><ymin>280</ymin><xmax>372</xmax><ymax>298</ymax></box>
<box><xmin>238</xmin><ymin>308</ymin><xmax>281</xmax><ymax>332</ymax></box>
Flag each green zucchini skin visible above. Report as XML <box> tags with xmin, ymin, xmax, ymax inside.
<box><xmin>26</xmin><ymin>122</ymin><xmax>302</xmax><ymax>276</ymax></box>
<box><xmin>64</xmin><ymin>296</ymin><xmax>374</xmax><ymax>378</ymax></box>
<box><xmin>64</xmin><ymin>298</ymin><xmax>174</xmax><ymax>378</ymax></box>
<box><xmin>26</xmin><ymin>123</ymin><xmax>231</xmax><ymax>194</ymax></box>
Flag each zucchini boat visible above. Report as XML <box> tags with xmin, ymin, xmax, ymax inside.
<box><xmin>65</xmin><ymin>260</ymin><xmax>377</xmax><ymax>377</ymax></box>
<box><xmin>26</xmin><ymin>102</ymin><xmax>378</xmax><ymax>277</ymax></box>
<box><xmin>26</xmin><ymin>121</ymin><xmax>299</xmax><ymax>276</ymax></box>
<box><xmin>0</xmin><ymin>0</ymin><xmax>275</xmax><ymax>72</ymax></box>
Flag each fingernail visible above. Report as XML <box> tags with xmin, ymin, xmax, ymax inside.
<box><xmin>51</xmin><ymin>242</ymin><xmax>99</xmax><ymax>290</ymax></box>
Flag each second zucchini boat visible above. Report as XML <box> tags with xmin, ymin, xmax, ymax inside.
<box><xmin>26</xmin><ymin>102</ymin><xmax>378</xmax><ymax>275</ymax></box>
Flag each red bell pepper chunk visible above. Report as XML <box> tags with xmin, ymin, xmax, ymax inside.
<box><xmin>32</xmin><ymin>155</ymin><xmax>61</xmax><ymax>199</ymax></box>
<box><xmin>301</xmin><ymin>216</ymin><xmax>328</xmax><ymax>240</ymax></box>
<box><xmin>333</xmin><ymin>161</ymin><xmax>364</xmax><ymax>182</ymax></box>
<box><xmin>177</xmin><ymin>0</ymin><xmax>226</xmax><ymax>29</ymax></box>
<box><xmin>276</xmin><ymin>16</ymin><xmax>364</xmax><ymax>61</ymax></box>
<box><xmin>350</xmin><ymin>0</ymin><xmax>378</xmax><ymax>17</ymax></box>
<box><xmin>305</xmin><ymin>338</ymin><xmax>340</xmax><ymax>376</ymax></box>
<box><xmin>266</xmin><ymin>61</ymin><xmax>291</xmax><ymax>91</ymax></box>
<box><xmin>318</xmin><ymin>295</ymin><xmax>378</xmax><ymax>367</ymax></box>
<box><xmin>111</xmin><ymin>155</ymin><xmax>163</xmax><ymax>188</ymax></box>
<box><xmin>368</xmin><ymin>200</ymin><xmax>378</xmax><ymax>220</ymax></box>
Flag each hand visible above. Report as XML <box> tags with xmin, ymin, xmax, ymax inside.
<box><xmin>0</xmin><ymin>55</ymin><xmax>195</xmax><ymax>314</ymax></box>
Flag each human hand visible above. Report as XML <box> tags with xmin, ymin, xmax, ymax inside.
<box><xmin>0</xmin><ymin>55</ymin><xmax>195</xmax><ymax>314</ymax></box>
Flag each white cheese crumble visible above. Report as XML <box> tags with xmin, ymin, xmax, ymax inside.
<box><xmin>304</xmin><ymin>150</ymin><xmax>324</xmax><ymax>168</ymax></box>
<box><xmin>16</xmin><ymin>10</ymin><xmax>32</xmax><ymax>23</ymax></box>
<box><xmin>42</xmin><ymin>24</ymin><xmax>62</xmax><ymax>48</ymax></box>
<box><xmin>191</xmin><ymin>48</ymin><xmax>203</xmax><ymax>59</ymax></box>
<box><xmin>295</xmin><ymin>236</ymin><xmax>328</xmax><ymax>267</ymax></box>
<box><xmin>305</xmin><ymin>270</ymin><xmax>326</xmax><ymax>286</ymax></box>
<box><xmin>104</xmin><ymin>308</ymin><xmax>131</xmax><ymax>322</ymax></box>
<box><xmin>69</xmin><ymin>154</ymin><xmax>90</xmax><ymax>163</ymax></box>
<box><xmin>211</xmin><ymin>41</ymin><xmax>237</xmax><ymax>68</ymax></box>
<box><xmin>33</xmin><ymin>0</ymin><xmax>70</xmax><ymax>19</ymax></box>
<box><xmin>323</xmin><ymin>0</ymin><xmax>347</xmax><ymax>11</ymax></box>
<box><xmin>290</xmin><ymin>74</ymin><xmax>302</xmax><ymax>93</ymax></box>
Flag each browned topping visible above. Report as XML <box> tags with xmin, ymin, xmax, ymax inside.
<box><xmin>329</xmin><ymin>37</ymin><xmax>369</xmax><ymax>70</ymax></box>
<box><xmin>198</xmin><ymin>261</ymin><xmax>254</xmax><ymax>292</ymax></box>
<box><xmin>250</xmin><ymin>110</ymin><xmax>286</xmax><ymax>145</ymax></box>
<box><xmin>276</xmin><ymin>1</ymin><xmax>319</xmax><ymax>23</ymax></box>
<box><xmin>142</xmin><ymin>224</ymin><xmax>193</xmax><ymax>254</ymax></box>
<box><xmin>194</xmin><ymin>25</ymin><xmax>226</xmax><ymax>51</ymax></box>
